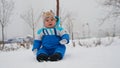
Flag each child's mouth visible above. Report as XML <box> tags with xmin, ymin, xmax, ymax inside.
<box><xmin>49</xmin><ymin>24</ymin><xmax>52</xmax><ymax>26</ymax></box>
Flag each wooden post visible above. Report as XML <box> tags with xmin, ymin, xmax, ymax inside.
<box><xmin>56</xmin><ymin>0</ymin><xmax>59</xmax><ymax>17</ymax></box>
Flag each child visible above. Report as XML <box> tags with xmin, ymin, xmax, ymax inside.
<box><xmin>32</xmin><ymin>10</ymin><xmax>69</xmax><ymax>62</ymax></box>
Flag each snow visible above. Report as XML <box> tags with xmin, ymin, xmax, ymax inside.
<box><xmin>0</xmin><ymin>37</ymin><xmax>120</xmax><ymax>68</ymax></box>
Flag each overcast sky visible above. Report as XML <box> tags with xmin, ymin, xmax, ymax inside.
<box><xmin>1</xmin><ymin>0</ymin><xmax>115</xmax><ymax>40</ymax></box>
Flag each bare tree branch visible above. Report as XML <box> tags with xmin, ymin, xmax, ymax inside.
<box><xmin>0</xmin><ymin>0</ymin><xmax>14</xmax><ymax>50</ymax></box>
<box><xmin>99</xmin><ymin>0</ymin><xmax>120</xmax><ymax>26</ymax></box>
<box><xmin>21</xmin><ymin>8</ymin><xmax>42</xmax><ymax>40</ymax></box>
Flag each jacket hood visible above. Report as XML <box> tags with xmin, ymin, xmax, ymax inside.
<box><xmin>55</xmin><ymin>16</ymin><xmax>61</xmax><ymax>28</ymax></box>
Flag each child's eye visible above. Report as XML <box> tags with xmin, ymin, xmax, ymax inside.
<box><xmin>51</xmin><ymin>19</ymin><xmax>55</xmax><ymax>21</ymax></box>
<box><xmin>51</xmin><ymin>19</ymin><xmax>53</xmax><ymax>21</ymax></box>
<box><xmin>46</xmin><ymin>20</ymin><xmax>49</xmax><ymax>22</ymax></box>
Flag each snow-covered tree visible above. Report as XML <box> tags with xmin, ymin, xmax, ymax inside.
<box><xmin>0</xmin><ymin>0</ymin><xmax>14</xmax><ymax>50</ymax></box>
<box><xmin>21</xmin><ymin>8</ymin><xmax>42</xmax><ymax>40</ymax></box>
<box><xmin>102</xmin><ymin>0</ymin><xmax>120</xmax><ymax>20</ymax></box>
<box><xmin>82</xmin><ymin>23</ymin><xmax>91</xmax><ymax>38</ymax></box>
<box><xmin>97</xmin><ymin>0</ymin><xmax>120</xmax><ymax>37</ymax></box>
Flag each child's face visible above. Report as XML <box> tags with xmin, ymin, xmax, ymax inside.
<box><xmin>44</xmin><ymin>17</ymin><xmax>56</xmax><ymax>28</ymax></box>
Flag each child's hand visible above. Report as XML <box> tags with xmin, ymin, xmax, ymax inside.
<box><xmin>60</xmin><ymin>39</ymin><xmax>67</xmax><ymax>45</ymax></box>
<box><xmin>33</xmin><ymin>49</ymin><xmax>37</xmax><ymax>55</ymax></box>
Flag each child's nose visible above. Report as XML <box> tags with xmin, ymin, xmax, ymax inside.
<box><xmin>48</xmin><ymin>21</ymin><xmax>52</xmax><ymax>23</ymax></box>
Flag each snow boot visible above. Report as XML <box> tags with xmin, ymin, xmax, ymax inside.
<box><xmin>36</xmin><ymin>54</ymin><xmax>48</xmax><ymax>62</ymax></box>
<box><xmin>49</xmin><ymin>53</ymin><xmax>62</xmax><ymax>61</ymax></box>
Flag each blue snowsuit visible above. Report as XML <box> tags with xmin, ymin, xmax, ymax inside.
<box><xmin>32</xmin><ymin>16</ymin><xmax>69</xmax><ymax>59</ymax></box>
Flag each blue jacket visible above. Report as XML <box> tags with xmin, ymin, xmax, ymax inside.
<box><xmin>32</xmin><ymin>16</ymin><xmax>69</xmax><ymax>51</ymax></box>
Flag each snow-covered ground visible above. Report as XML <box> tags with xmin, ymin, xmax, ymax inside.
<box><xmin>0</xmin><ymin>37</ymin><xmax>120</xmax><ymax>68</ymax></box>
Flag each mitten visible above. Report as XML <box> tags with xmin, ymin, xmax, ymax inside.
<box><xmin>60</xmin><ymin>39</ymin><xmax>67</xmax><ymax>45</ymax></box>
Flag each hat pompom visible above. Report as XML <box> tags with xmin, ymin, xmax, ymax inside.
<box><xmin>42</xmin><ymin>10</ymin><xmax>55</xmax><ymax>20</ymax></box>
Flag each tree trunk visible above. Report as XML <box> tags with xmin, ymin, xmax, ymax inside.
<box><xmin>1</xmin><ymin>25</ymin><xmax>5</xmax><ymax>50</ymax></box>
<box><xmin>32</xmin><ymin>9</ymin><xmax>35</xmax><ymax>42</ymax></box>
<box><xmin>33</xmin><ymin>26</ymin><xmax>35</xmax><ymax>41</ymax></box>
<box><xmin>72</xmin><ymin>32</ymin><xmax>75</xmax><ymax>47</ymax></box>
<box><xmin>56</xmin><ymin>0</ymin><xmax>59</xmax><ymax>17</ymax></box>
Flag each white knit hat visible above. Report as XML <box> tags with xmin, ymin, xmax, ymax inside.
<box><xmin>42</xmin><ymin>10</ymin><xmax>56</xmax><ymax>21</ymax></box>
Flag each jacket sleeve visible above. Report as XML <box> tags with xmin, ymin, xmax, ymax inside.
<box><xmin>59</xmin><ymin>28</ymin><xmax>70</xmax><ymax>44</ymax></box>
<box><xmin>32</xmin><ymin>29</ymin><xmax>43</xmax><ymax>51</ymax></box>
<box><xmin>61</xmin><ymin>34</ymin><xmax>69</xmax><ymax>44</ymax></box>
<box><xmin>32</xmin><ymin>40</ymin><xmax>41</xmax><ymax>51</ymax></box>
